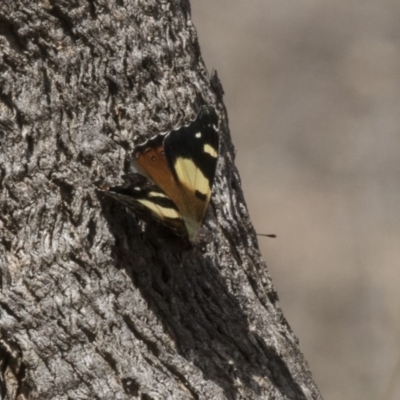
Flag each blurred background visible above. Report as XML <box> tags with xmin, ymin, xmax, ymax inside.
<box><xmin>191</xmin><ymin>1</ymin><xmax>400</xmax><ymax>399</ymax></box>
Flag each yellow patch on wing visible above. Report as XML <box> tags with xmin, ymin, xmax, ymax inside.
<box><xmin>203</xmin><ymin>144</ymin><xmax>218</xmax><ymax>158</ymax></box>
<box><xmin>173</xmin><ymin>158</ymin><xmax>210</xmax><ymax>197</ymax></box>
<box><xmin>138</xmin><ymin>199</ymin><xmax>181</xmax><ymax>220</ymax></box>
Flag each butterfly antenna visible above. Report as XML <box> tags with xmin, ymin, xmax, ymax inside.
<box><xmin>257</xmin><ymin>233</ymin><xmax>277</xmax><ymax>238</ymax></box>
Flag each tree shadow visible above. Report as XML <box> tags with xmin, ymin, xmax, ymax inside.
<box><xmin>99</xmin><ymin>194</ymin><xmax>309</xmax><ymax>400</ymax></box>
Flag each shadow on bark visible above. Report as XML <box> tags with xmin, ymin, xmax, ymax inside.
<box><xmin>99</xmin><ymin>194</ymin><xmax>308</xmax><ymax>400</ymax></box>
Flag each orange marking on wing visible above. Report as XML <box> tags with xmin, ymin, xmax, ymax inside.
<box><xmin>135</xmin><ymin>146</ymin><xmax>170</xmax><ymax>182</ymax></box>
<box><xmin>134</xmin><ymin>146</ymin><xmax>183</xmax><ymax>209</ymax></box>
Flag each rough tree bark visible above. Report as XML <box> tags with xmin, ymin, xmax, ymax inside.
<box><xmin>0</xmin><ymin>1</ymin><xmax>322</xmax><ymax>399</ymax></box>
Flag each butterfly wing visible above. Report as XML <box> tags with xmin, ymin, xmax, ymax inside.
<box><xmin>101</xmin><ymin>174</ymin><xmax>186</xmax><ymax>236</ymax></box>
<box><xmin>131</xmin><ymin>107</ymin><xmax>219</xmax><ymax>240</ymax></box>
<box><xmin>163</xmin><ymin>107</ymin><xmax>219</xmax><ymax>239</ymax></box>
<box><xmin>132</xmin><ymin>135</ymin><xmax>173</xmax><ymax>187</ymax></box>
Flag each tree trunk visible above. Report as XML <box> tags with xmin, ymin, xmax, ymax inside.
<box><xmin>0</xmin><ymin>1</ymin><xmax>322</xmax><ymax>399</ymax></box>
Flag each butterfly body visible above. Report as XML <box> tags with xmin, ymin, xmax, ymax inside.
<box><xmin>103</xmin><ymin>107</ymin><xmax>219</xmax><ymax>242</ymax></box>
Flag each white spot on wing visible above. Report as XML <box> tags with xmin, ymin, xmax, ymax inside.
<box><xmin>195</xmin><ymin>132</ymin><xmax>202</xmax><ymax>138</ymax></box>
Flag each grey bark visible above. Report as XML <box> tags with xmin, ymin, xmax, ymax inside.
<box><xmin>0</xmin><ymin>1</ymin><xmax>322</xmax><ymax>399</ymax></box>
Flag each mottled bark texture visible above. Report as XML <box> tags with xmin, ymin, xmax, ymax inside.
<box><xmin>0</xmin><ymin>1</ymin><xmax>322</xmax><ymax>399</ymax></box>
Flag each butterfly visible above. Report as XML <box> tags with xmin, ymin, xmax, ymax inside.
<box><xmin>101</xmin><ymin>107</ymin><xmax>219</xmax><ymax>242</ymax></box>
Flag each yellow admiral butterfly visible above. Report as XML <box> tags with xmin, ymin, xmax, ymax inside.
<box><xmin>103</xmin><ymin>107</ymin><xmax>219</xmax><ymax>242</ymax></box>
